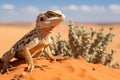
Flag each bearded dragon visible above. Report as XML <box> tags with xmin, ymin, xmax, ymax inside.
<box><xmin>1</xmin><ymin>10</ymin><xmax>65</xmax><ymax>73</ymax></box>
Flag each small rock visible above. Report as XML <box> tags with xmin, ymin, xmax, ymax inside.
<box><xmin>92</xmin><ymin>67</ymin><xmax>96</xmax><ymax>70</ymax></box>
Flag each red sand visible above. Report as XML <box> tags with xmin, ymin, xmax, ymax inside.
<box><xmin>0</xmin><ymin>23</ymin><xmax>120</xmax><ymax>80</ymax></box>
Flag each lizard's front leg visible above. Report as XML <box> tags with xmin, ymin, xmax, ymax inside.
<box><xmin>44</xmin><ymin>47</ymin><xmax>69</xmax><ymax>62</ymax></box>
<box><xmin>23</xmin><ymin>47</ymin><xmax>34</xmax><ymax>72</ymax></box>
<box><xmin>44</xmin><ymin>47</ymin><xmax>56</xmax><ymax>61</ymax></box>
<box><xmin>23</xmin><ymin>47</ymin><xmax>43</xmax><ymax>72</ymax></box>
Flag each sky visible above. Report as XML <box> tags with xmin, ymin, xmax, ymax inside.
<box><xmin>0</xmin><ymin>0</ymin><xmax>120</xmax><ymax>23</ymax></box>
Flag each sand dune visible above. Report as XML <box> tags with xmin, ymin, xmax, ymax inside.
<box><xmin>0</xmin><ymin>58</ymin><xmax>120</xmax><ymax>80</ymax></box>
<box><xmin>0</xmin><ymin>23</ymin><xmax>120</xmax><ymax>80</ymax></box>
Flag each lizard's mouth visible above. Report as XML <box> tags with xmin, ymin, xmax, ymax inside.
<box><xmin>44</xmin><ymin>17</ymin><xmax>63</xmax><ymax>24</ymax></box>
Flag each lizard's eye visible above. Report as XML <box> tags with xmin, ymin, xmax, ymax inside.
<box><xmin>40</xmin><ymin>17</ymin><xmax>44</xmax><ymax>21</ymax></box>
<box><xmin>47</xmin><ymin>13</ymin><xmax>55</xmax><ymax>18</ymax></box>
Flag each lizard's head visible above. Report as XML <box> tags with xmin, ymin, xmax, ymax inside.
<box><xmin>36</xmin><ymin>10</ymin><xmax>65</xmax><ymax>29</ymax></box>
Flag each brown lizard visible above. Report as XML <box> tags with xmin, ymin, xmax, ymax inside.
<box><xmin>1</xmin><ymin>10</ymin><xmax>65</xmax><ymax>73</ymax></box>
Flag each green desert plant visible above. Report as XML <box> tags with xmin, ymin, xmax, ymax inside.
<box><xmin>101</xmin><ymin>49</ymin><xmax>115</xmax><ymax>66</ymax></box>
<box><xmin>50</xmin><ymin>33</ymin><xmax>72</xmax><ymax>57</ymax></box>
<box><xmin>49</xmin><ymin>20</ymin><xmax>119</xmax><ymax>68</ymax></box>
<box><xmin>68</xmin><ymin>20</ymin><xmax>118</xmax><ymax>66</ymax></box>
<box><xmin>68</xmin><ymin>20</ymin><xmax>82</xmax><ymax>58</ymax></box>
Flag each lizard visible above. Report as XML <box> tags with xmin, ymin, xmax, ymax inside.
<box><xmin>0</xmin><ymin>10</ymin><xmax>65</xmax><ymax>73</ymax></box>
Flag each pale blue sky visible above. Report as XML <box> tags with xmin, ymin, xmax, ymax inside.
<box><xmin>0</xmin><ymin>0</ymin><xmax>120</xmax><ymax>23</ymax></box>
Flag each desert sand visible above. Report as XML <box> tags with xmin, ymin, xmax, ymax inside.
<box><xmin>0</xmin><ymin>23</ymin><xmax>120</xmax><ymax>80</ymax></box>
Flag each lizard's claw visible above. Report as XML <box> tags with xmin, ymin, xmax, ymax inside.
<box><xmin>1</xmin><ymin>62</ymin><xmax>12</xmax><ymax>74</ymax></box>
<box><xmin>54</xmin><ymin>56</ymin><xmax>70</xmax><ymax>63</ymax></box>
<box><xmin>27</xmin><ymin>63</ymin><xmax>34</xmax><ymax>72</ymax></box>
<box><xmin>50</xmin><ymin>58</ymin><xmax>56</xmax><ymax>62</ymax></box>
<box><xmin>27</xmin><ymin>63</ymin><xmax>44</xmax><ymax>72</ymax></box>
